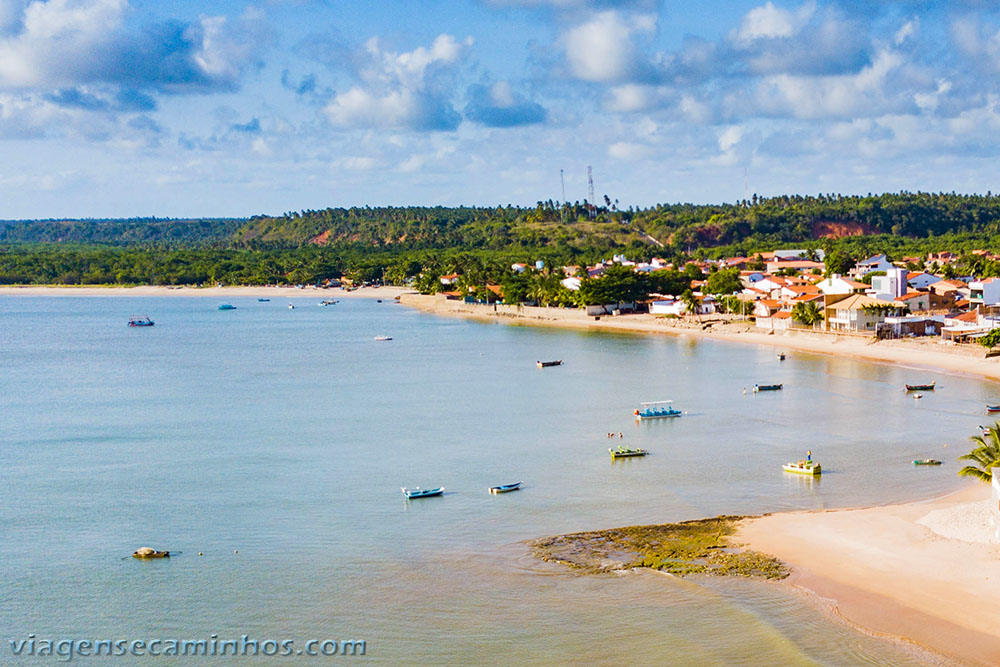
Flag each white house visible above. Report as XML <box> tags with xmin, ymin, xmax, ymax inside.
<box><xmin>650</xmin><ymin>300</ymin><xmax>686</xmax><ymax>316</ymax></box>
<box><xmin>816</xmin><ymin>274</ymin><xmax>868</xmax><ymax>295</ymax></box>
<box><xmin>851</xmin><ymin>254</ymin><xmax>894</xmax><ymax>277</ymax></box>
<box><xmin>511</xmin><ymin>263</ymin><xmax>528</xmax><ymax>273</ymax></box>
<box><xmin>869</xmin><ymin>268</ymin><xmax>908</xmax><ymax>301</ymax></box>
<box><xmin>561</xmin><ymin>277</ymin><xmax>582</xmax><ymax>291</ymax></box>
<box><xmin>969</xmin><ymin>278</ymin><xmax>1000</xmax><ymax>308</ymax></box>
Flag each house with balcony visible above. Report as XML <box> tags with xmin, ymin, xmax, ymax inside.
<box><xmin>969</xmin><ymin>278</ymin><xmax>1000</xmax><ymax>308</ymax></box>
<box><xmin>824</xmin><ymin>294</ymin><xmax>905</xmax><ymax>333</ymax></box>
<box><xmin>850</xmin><ymin>254</ymin><xmax>895</xmax><ymax>278</ymax></box>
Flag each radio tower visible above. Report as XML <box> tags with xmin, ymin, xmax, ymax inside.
<box><xmin>587</xmin><ymin>165</ymin><xmax>595</xmax><ymax>219</ymax></box>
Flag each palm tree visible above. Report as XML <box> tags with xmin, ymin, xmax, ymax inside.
<box><xmin>680</xmin><ymin>289</ymin><xmax>701</xmax><ymax>322</ymax></box>
<box><xmin>958</xmin><ymin>423</ymin><xmax>1000</xmax><ymax>482</ymax></box>
<box><xmin>791</xmin><ymin>301</ymin><xmax>824</xmax><ymax>328</ymax></box>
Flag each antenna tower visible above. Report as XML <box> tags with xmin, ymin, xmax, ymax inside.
<box><xmin>587</xmin><ymin>165</ymin><xmax>595</xmax><ymax>219</ymax></box>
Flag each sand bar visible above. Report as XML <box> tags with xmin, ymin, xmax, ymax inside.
<box><xmin>399</xmin><ymin>293</ymin><xmax>1000</xmax><ymax>384</ymax></box>
<box><xmin>738</xmin><ymin>483</ymin><xmax>1000</xmax><ymax>665</ymax></box>
<box><xmin>0</xmin><ymin>285</ymin><xmax>408</xmax><ymax>299</ymax></box>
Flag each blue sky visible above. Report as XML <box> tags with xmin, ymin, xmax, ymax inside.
<box><xmin>2</xmin><ymin>0</ymin><xmax>1000</xmax><ymax>218</ymax></box>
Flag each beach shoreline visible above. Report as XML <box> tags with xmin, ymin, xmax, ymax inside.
<box><xmin>737</xmin><ymin>482</ymin><xmax>1000</xmax><ymax>666</ymax></box>
<box><xmin>0</xmin><ymin>285</ymin><xmax>408</xmax><ymax>299</ymax></box>
<box><xmin>398</xmin><ymin>293</ymin><xmax>1000</xmax><ymax>384</ymax></box>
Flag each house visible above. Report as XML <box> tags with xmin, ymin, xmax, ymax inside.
<box><xmin>561</xmin><ymin>277</ymin><xmax>582</xmax><ymax>291</ymax></box>
<box><xmin>850</xmin><ymin>254</ymin><xmax>894</xmax><ymax>278</ymax></box>
<box><xmin>869</xmin><ymin>268</ymin><xmax>908</xmax><ymax>301</ymax></box>
<box><xmin>894</xmin><ymin>291</ymin><xmax>931</xmax><ymax>312</ymax></box>
<box><xmin>878</xmin><ymin>315</ymin><xmax>945</xmax><ymax>338</ymax></box>
<box><xmin>824</xmin><ymin>294</ymin><xmax>904</xmax><ymax>333</ymax></box>
<box><xmin>969</xmin><ymin>278</ymin><xmax>1000</xmax><ymax>308</ymax></box>
<box><xmin>815</xmin><ymin>274</ymin><xmax>868</xmax><ymax>295</ymax></box>
<box><xmin>511</xmin><ymin>263</ymin><xmax>528</xmax><ymax>274</ymax></box>
<box><xmin>650</xmin><ymin>300</ymin><xmax>686</xmax><ymax>316</ymax></box>
<box><xmin>907</xmin><ymin>272</ymin><xmax>941</xmax><ymax>290</ymax></box>
<box><xmin>753</xmin><ymin>299</ymin><xmax>782</xmax><ymax>318</ymax></box>
<box><xmin>756</xmin><ymin>310</ymin><xmax>793</xmax><ymax>332</ymax></box>
<box><xmin>439</xmin><ymin>273</ymin><xmax>460</xmax><ymax>286</ymax></box>
<box><xmin>765</xmin><ymin>259</ymin><xmax>825</xmax><ymax>274</ymax></box>
<box><xmin>739</xmin><ymin>271</ymin><xmax>766</xmax><ymax>286</ymax></box>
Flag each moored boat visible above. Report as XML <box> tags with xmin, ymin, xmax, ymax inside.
<box><xmin>905</xmin><ymin>382</ymin><xmax>935</xmax><ymax>391</ymax></box>
<box><xmin>258</xmin><ymin>298</ymin><xmax>270</xmax><ymax>302</ymax></box>
<box><xmin>218</xmin><ymin>304</ymin><xmax>236</xmax><ymax>310</ymax></box>
<box><xmin>536</xmin><ymin>360</ymin><xmax>562</xmax><ymax>368</ymax></box>
<box><xmin>610</xmin><ymin>446</ymin><xmax>648</xmax><ymax>459</ymax></box>
<box><xmin>634</xmin><ymin>400</ymin><xmax>682</xmax><ymax>419</ymax></box>
<box><xmin>777</xmin><ymin>353</ymin><xmax>786</xmax><ymax>361</ymax></box>
<box><xmin>401</xmin><ymin>486</ymin><xmax>444</xmax><ymax>499</ymax></box>
<box><xmin>127</xmin><ymin>316</ymin><xmax>154</xmax><ymax>327</ymax></box>
<box><xmin>489</xmin><ymin>481</ymin><xmax>522</xmax><ymax>494</ymax></box>
<box><xmin>753</xmin><ymin>383</ymin><xmax>783</xmax><ymax>392</ymax></box>
<box><xmin>783</xmin><ymin>451</ymin><xmax>820</xmax><ymax>475</ymax></box>
<box><xmin>374</xmin><ymin>335</ymin><xmax>392</xmax><ymax>341</ymax></box>
<box><xmin>913</xmin><ymin>459</ymin><xmax>942</xmax><ymax>465</ymax></box>
<box><xmin>132</xmin><ymin>546</ymin><xmax>170</xmax><ymax>559</ymax></box>
<box><xmin>987</xmin><ymin>405</ymin><xmax>1000</xmax><ymax>413</ymax></box>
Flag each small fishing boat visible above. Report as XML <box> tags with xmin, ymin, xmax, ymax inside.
<box><xmin>319</xmin><ymin>300</ymin><xmax>338</xmax><ymax>306</ymax></box>
<box><xmin>489</xmin><ymin>481</ymin><xmax>522</xmax><ymax>494</ymax></box>
<box><xmin>987</xmin><ymin>405</ymin><xmax>1000</xmax><ymax>413</ymax></box>
<box><xmin>634</xmin><ymin>400</ymin><xmax>682</xmax><ymax>419</ymax></box>
<box><xmin>753</xmin><ymin>383</ymin><xmax>783</xmax><ymax>392</ymax></box>
<box><xmin>288</xmin><ymin>304</ymin><xmax>295</xmax><ymax>310</ymax></box>
<box><xmin>218</xmin><ymin>304</ymin><xmax>236</xmax><ymax>310</ymax></box>
<box><xmin>783</xmin><ymin>452</ymin><xmax>821</xmax><ymax>475</ymax></box>
<box><xmin>401</xmin><ymin>486</ymin><xmax>444</xmax><ymax>499</ymax></box>
<box><xmin>257</xmin><ymin>298</ymin><xmax>270</xmax><ymax>302</ymax></box>
<box><xmin>127</xmin><ymin>316</ymin><xmax>154</xmax><ymax>327</ymax></box>
<box><xmin>536</xmin><ymin>360</ymin><xmax>562</xmax><ymax>368</ymax></box>
<box><xmin>374</xmin><ymin>335</ymin><xmax>392</xmax><ymax>341</ymax></box>
<box><xmin>913</xmin><ymin>459</ymin><xmax>942</xmax><ymax>466</ymax></box>
<box><xmin>905</xmin><ymin>382</ymin><xmax>935</xmax><ymax>391</ymax></box>
<box><xmin>777</xmin><ymin>353</ymin><xmax>786</xmax><ymax>361</ymax></box>
<box><xmin>132</xmin><ymin>546</ymin><xmax>170</xmax><ymax>559</ymax></box>
<box><xmin>610</xmin><ymin>446</ymin><xmax>648</xmax><ymax>459</ymax></box>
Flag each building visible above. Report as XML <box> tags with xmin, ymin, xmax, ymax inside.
<box><xmin>825</xmin><ymin>294</ymin><xmax>903</xmax><ymax>333</ymax></box>
<box><xmin>969</xmin><ymin>278</ymin><xmax>1000</xmax><ymax>308</ymax></box>
<box><xmin>439</xmin><ymin>273</ymin><xmax>460</xmax><ymax>286</ymax></box>
<box><xmin>869</xmin><ymin>268</ymin><xmax>908</xmax><ymax>301</ymax></box>
<box><xmin>765</xmin><ymin>259</ymin><xmax>825</xmax><ymax>274</ymax></box>
<box><xmin>894</xmin><ymin>291</ymin><xmax>931</xmax><ymax>312</ymax></box>
<box><xmin>907</xmin><ymin>272</ymin><xmax>941</xmax><ymax>290</ymax></box>
<box><xmin>815</xmin><ymin>274</ymin><xmax>868</xmax><ymax>295</ymax></box>
<box><xmin>851</xmin><ymin>254</ymin><xmax>894</xmax><ymax>278</ymax></box>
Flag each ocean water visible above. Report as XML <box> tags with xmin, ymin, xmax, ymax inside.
<box><xmin>0</xmin><ymin>295</ymin><xmax>982</xmax><ymax>664</ymax></box>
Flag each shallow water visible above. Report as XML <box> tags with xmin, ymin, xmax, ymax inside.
<box><xmin>0</xmin><ymin>296</ymin><xmax>980</xmax><ymax>664</ymax></box>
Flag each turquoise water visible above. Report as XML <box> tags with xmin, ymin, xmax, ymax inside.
<box><xmin>0</xmin><ymin>296</ymin><xmax>980</xmax><ymax>664</ymax></box>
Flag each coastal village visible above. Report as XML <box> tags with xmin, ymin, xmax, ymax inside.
<box><xmin>433</xmin><ymin>249</ymin><xmax>1000</xmax><ymax>345</ymax></box>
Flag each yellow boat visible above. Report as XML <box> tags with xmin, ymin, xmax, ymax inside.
<box><xmin>782</xmin><ymin>459</ymin><xmax>821</xmax><ymax>475</ymax></box>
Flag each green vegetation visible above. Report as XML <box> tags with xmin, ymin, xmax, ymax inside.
<box><xmin>979</xmin><ymin>329</ymin><xmax>1000</xmax><ymax>349</ymax></box>
<box><xmin>958</xmin><ymin>423</ymin><xmax>1000</xmax><ymax>483</ymax></box>
<box><xmin>9</xmin><ymin>192</ymin><xmax>1000</xmax><ymax>287</ymax></box>
<box><xmin>530</xmin><ymin>516</ymin><xmax>788</xmax><ymax>579</ymax></box>
<box><xmin>791</xmin><ymin>301</ymin><xmax>824</xmax><ymax>326</ymax></box>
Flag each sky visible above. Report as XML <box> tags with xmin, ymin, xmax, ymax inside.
<box><xmin>3</xmin><ymin>0</ymin><xmax>1000</xmax><ymax>218</ymax></box>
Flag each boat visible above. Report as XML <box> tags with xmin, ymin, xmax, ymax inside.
<box><xmin>374</xmin><ymin>335</ymin><xmax>392</xmax><ymax>341</ymax></box>
<box><xmin>132</xmin><ymin>546</ymin><xmax>170</xmax><ymax>559</ymax></box>
<box><xmin>989</xmin><ymin>405</ymin><xmax>1000</xmax><ymax>413</ymax></box>
<box><xmin>905</xmin><ymin>382</ymin><xmax>935</xmax><ymax>391</ymax></box>
<box><xmin>536</xmin><ymin>360</ymin><xmax>562</xmax><ymax>368</ymax></box>
<box><xmin>782</xmin><ymin>452</ymin><xmax>821</xmax><ymax>475</ymax></box>
<box><xmin>777</xmin><ymin>353</ymin><xmax>786</xmax><ymax>361</ymax></box>
<box><xmin>288</xmin><ymin>304</ymin><xmax>295</xmax><ymax>310</ymax></box>
<box><xmin>127</xmin><ymin>316</ymin><xmax>154</xmax><ymax>327</ymax></box>
<box><xmin>257</xmin><ymin>298</ymin><xmax>270</xmax><ymax>302</ymax></box>
<box><xmin>401</xmin><ymin>486</ymin><xmax>444</xmax><ymax>499</ymax></box>
<box><xmin>218</xmin><ymin>304</ymin><xmax>236</xmax><ymax>310</ymax></box>
<box><xmin>489</xmin><ymin>481</ymin><xmax>522</xmax><ymax>494</ymax></box>
<box><xmin>319</xmin><ymin>300</ymin><xmax>338</xmax><ymax>306</ymax></box>
<box><xmin>913</xmin><ymin>459</ymin><xmax>943</xmax><ymax>465</ymax></box>
<box><xmin>633</xmin><ymin>400</ymin><xmax>682</xmax><ymax>419</ymax></box>
<box><xmin>610</xmin><ymin>446</ymin><xmax>648</xmax><ymax>459</ymax></box>
<box><xmin>753</xmin><ymin>383</ymin><xmax>783</xmax><ymax>392</ymax></box>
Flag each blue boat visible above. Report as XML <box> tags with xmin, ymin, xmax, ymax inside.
<box><xmin>258</xmin><ymin>298</ymin><xmax>270</xmax><ymax>302</ymax></box>
<box><xmin>127</xmin><ymin>316</ymin><xmax>154</xmax><ymax>327</ymax></box>
<box><xmin>634</xmin><ymin>400</ymin><xmax>682</xmax><ymax>419</ymax></box>
<box><xmin>218</xmin><ymin>304</ymin><xmax>236</xmax><ymax>310</ymax></box>
<box><xmin>489</xmin><ymin>481</ymin><xmax>522</xmax><ymax>494</ymax></box>
<box><xmin>753</xmin><ymin>383</ymin><xmax>782</xmax><ymax>392</ymax></box>
<box><xmin>401</xmin><ymin>486</ymin><xmax>444</xmax><ymax>499</ymax></box>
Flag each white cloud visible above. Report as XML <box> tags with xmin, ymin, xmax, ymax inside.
<box><xmin>733</xmin><ymin>1</ymin><xmax>815</xmax><ymax>45</ymax></box>
<box><xmin>608</xmin><ymin>141</ymin><xmax>650</xmax><ymax>159</ymax></box>
<box><xmin>564</xmin><ymin>11</ymin><xmax>655</xmax><ymax>83</ymax></box>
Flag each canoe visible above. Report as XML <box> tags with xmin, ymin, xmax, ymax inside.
<box><xmin>536</xmin><ymin>360</ymin><xmax>562</xmax><ymax>368</ymax></box>
<box><xmin>489</xmin><ymin>481</ymin><xmax>522</xmax><ymax>494</ymax></box>
<box><xmin>782</xmin><ymin>461</ymin><xmax>821</xmax><ymax>475</ymax></box>
<box><xmin>610</xmin><ymin>447</ymin><xmax>648</xmax><ymax>459</ymax></box>
<box><xmin>753</xmin><ymin>384</ymin><xmax>783</xmax><ymax>392</ymax></box>
<box><xmin>913</xmin><ymin>459</ymin><xmax>942</xmax><ymax>466</ymax></box>
<box><xmin>401</xmin><ymin>486</ymin><xmax>444</xmax><ymax>499</ymax></box>
<box><xmin>905</xmin><ymin>382</ymin><xmax>935</xmax><ymax>391</ymax></box>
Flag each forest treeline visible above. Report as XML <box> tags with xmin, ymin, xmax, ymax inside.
<box><xmin>6</xmin><ymin>192</ymin><xmax>1000</xmax><ymax>286</ymax></box>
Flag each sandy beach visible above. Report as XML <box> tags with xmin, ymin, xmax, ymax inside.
<box><xmin>738</xmin><ymin>483</ymin><xmax>1000</xmax><ymax>665</ymax></box>
<box><xmin>398</xmin><ymin>293</ymin><xmax>1000</xmax><ymax>384</ymax></box>
<box><xmin>0</xmin><ymin>285</ymin><xmax>408</xmax><ymax>299</ymax></box>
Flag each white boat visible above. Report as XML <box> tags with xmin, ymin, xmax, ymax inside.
<box><xmin>288</xmin><ymin>304</ymin><xmax>295</xmax><ymax>310</ymax></box>
<box><xmin>783</xmin><ymin>452</ymin><xmax>821</xmax><ymax>475</ymax></box>
<box><xmin>374</xmin><ymin>335</ymin><xmax>392</xmax><ymax>341</ymax></box>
